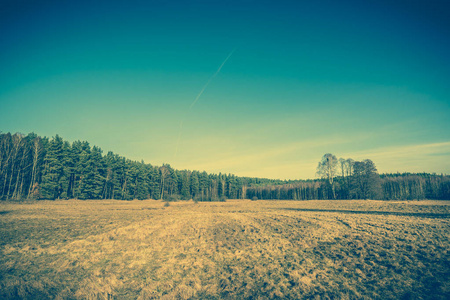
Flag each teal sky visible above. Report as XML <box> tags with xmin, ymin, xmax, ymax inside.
<box><xmin>1</xmin><ymin>0</ymin><xmax>449</xmax><ymax>179</ymax></box>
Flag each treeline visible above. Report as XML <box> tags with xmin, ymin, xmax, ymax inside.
<box><xmin>1</xmin><ymin>132</ymin><xmax>449</xmax><ymax>201</ymax></box>
<box><xmin>246</xmin><ymin>174</ymin><xmax>450</xmax><ymax>200</ymax></box>
<box><xmin>381</xmin><ymin>173</ymin><xmax>450</xmax><ymax>200</ymax></box>
<box><xmin>247</xmin><ymin>154</ymin><xmax>450</xmax><ymax>200</ymax></box>
<box><xmin>0</xmin><ymin>132</ymin><xmax>278</xmax><ymax>201</ymax></box>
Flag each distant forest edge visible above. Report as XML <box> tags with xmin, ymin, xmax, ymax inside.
<box><xmin>1</xmin><ymin>132</ymin><xmax>449</xmax><ymax>201</ymax></box>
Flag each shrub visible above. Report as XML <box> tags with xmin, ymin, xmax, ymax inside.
<box><xmin>252</xmin><ymin>196</ymin><xmax>258</xmax><ymax>201</ymax></box>
<box><xmin>164</xmin><ymin>194</ymin><xmax>180</xmax><ymax>202</ymax></box>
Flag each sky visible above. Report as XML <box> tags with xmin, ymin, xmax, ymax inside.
<box><xmin>1</xmin><ymin>0</ymin><xmax>449</xmax><ymax>180</ymax></box>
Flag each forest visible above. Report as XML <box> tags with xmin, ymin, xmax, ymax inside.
<box><xmin>1</xmin><ymin>132</ymin><xmax>449</xmax><ymax>201</ymax></box>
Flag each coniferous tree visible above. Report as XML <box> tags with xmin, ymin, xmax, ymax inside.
<box><xmin>180</xmin><ymin>172</ymin><xmax>190</xmax><ymax>200</ymax></box>
<box><xmin>61</xmin><ymin>140</ymin><xmax>75</xmax><ymax>199</ymax></box>
<box><xmin>168</xmin><ymin>169</ymin><xmax>178</xmax><ymax>196</ymax></box>
<box><xmin>190</xmin><ymin>171</ymin><xmax>199</xmax><ymax>198</ymax></box>
<box><xmin>217</xmin><ymin>174</ymin><xmax>224</xmax><ymax>198</ymax></box>
<box><xmin>2</xmin><ymin>132</ymin><xmax>449</xmax><ymax>201</ymax></box>
<box><xmin>116</xmin><ymin>157</ymin><xmax>128</xmax><ymax>200</ymax></box>
<box><xmin>148</xmin><ymin>166</ymin><xmax>161</xmax><ymax>199</ymax></box>
<box><xmin>103</xmin><ymin>151</ymin><xmax>115</xmax><ymax>199</ymax></box>
<box><xmin>132</xmin><ymin>161</ymin><xmax>149</xmax><ymax>200</ymax></box>
<box><xmin>198</xmin><ymin>171</ymin><xmax>209</xmax><ymax>200</ymax></box>
<box><xmin>40</xmin><ymin>135</ymin><xmax>68</xmax><ymax>199</ymax></box>
<box><xmin>77</xmin><ymin>143</ymin><xmax>106</xmax><ymax>199</ymax></box>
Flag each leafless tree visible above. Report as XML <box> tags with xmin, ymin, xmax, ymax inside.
<box><xmin>160</xmin><ymin>164</ymin><xmax>170</xmax><ymax>200</ymax></box>
<box><xmin>27</xmin><ymin>137</ymin><xmax>42</xmax><ymax>199</ymax></box>
<box><xmin>6</xmin><ymin>133</ymin><xmax>24</xmax><ymax>199</ymax></box>
<box><xmin>316</xmin><ymin>153</ymin><xmax>338</xmax><ymax>199</ymax></box>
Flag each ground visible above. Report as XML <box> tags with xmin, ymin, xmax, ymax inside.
<box><xmin>0</xmin><ymin>199</ymin><xmax>449</xmax><ymax>299</ymax></box>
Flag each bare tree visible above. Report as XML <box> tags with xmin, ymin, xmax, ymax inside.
<box><xmin>12</xmin><ymin>140</ymin><xmax>28</xmax><ymax>200</ymax></box>
<box><xmin>241</xmin><ymin>185</ymin><xmax>247</xmax><ymax>199</ymax></box>
<box><xmin>27</xmin><ymin>137</ymin><xmax>42</xmax><ymax>199</ymax></box>
<box><xmin>6</xmin><ymin>133</ymin><xmax>24</xmax><ymax>199</ymax></box>
<box><xmin>316</xmin><ymin>153</ymin><xmax>338</xmax><ymax>199</ymax></box>
<box><xmin>0</xmin><ymin>134</ymin><xmax>13</xmax><ymax>198</ymax></box>
<box><xmin>338</xmin><ymin>158</ymin><xmax>346</xmax><ymax>178</ymax></box>
<box><xmin>345</xmin><ymin>159</ymin><xmax>354</xmax><ymax>177</ymax></box>
<box><xmin>159</xmin><ymin>164</ymin><xmax>170</xmax><ymax>200</ymax></box>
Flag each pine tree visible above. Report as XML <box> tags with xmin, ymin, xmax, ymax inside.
<box><xmin>130</xmin><ymin>161</ymin><xmax>148</xmax><ymax>200</ymax></box>
<box><xmin>74</xmin><ymin>141</ymin><xmax>90</xmax><ymax>199</ymax></box>
<box><xmin>190</xmin><ymin>171</ymin><xmax>199</xmax><ymax>198</ymax></box>
<box><xmin>104</xmin><ymin>151</ymin><xmax>123</xmax><ymax>199</ymax></box>
<box><xmin>40</xmin><ymin>135</ymin><xmax>69</xmax><ymax>199</ymax></box>
<box><xmin>217</xmin><ymin>174</ymin><xmax>225</xmax><ymax>198</ymax></box>
<box><xmin>180</xmin><ymin>171</ymin><xmax>190</xmax><ymax>200</ymax></box>
<box><xmin>148</xmin><ymin>166</ymin><xmax>161</xmax><ymax>199</ymax></box>
<box><xmin>60</xmin><ymin>140</ymin><xmax>74</xmax><ymax>199</ymax></box>
<box><xmin>167</xmin><ymin>168</ymin><xmax>178</xmax><ymax>196</ymax></box>
<box><xmin>77</xmin><ymin>144</ymin><xmax>105</xmax><ymax>199</ymax></box>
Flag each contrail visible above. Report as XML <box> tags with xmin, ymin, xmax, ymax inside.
<box><xmin>174</xmin><ymin>48</ymin><xmax>236</xmax><ymax>158</ymax></box>
<box><xmin>189</xmin><ymin>48</ymin><xmax>236</xmax><ymax>109</ymax></box>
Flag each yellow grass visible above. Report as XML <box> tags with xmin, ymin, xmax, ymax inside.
<box><xmin>0</xmin><ymin>199</ymin><xmax>449</xmax><ymax>299</ymax></box>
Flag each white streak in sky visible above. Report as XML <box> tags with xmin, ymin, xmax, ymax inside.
<box><xmin>189</xmin><ymin>48</ymin><xmax>236</xmax><ymax>109</ymax></box>
<box><xmin>174</xmin><ymin>48</ymin><xmax>237</xmax><ymax>159</ymax></box>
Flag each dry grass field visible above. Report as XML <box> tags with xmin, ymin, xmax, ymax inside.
<box><xmin>0</xmin><ymin>199</ymin><xmax>449</xmax><ymax>299</ymax></box>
